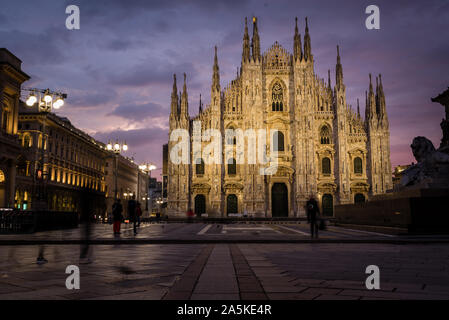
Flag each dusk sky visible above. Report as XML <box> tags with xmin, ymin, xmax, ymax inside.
<box><xmin>2</xmin><ymin>0</ymin><xmax>448</xmax><ymax>179</ymax></box>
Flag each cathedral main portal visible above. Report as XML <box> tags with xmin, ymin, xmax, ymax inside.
<box><xmin>271</xmin><ymin>183</ymin><xmax>288</xmax><ymax>217</ymax></box>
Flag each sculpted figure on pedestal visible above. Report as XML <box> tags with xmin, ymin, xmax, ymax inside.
<box><xmin>400</xmin><ymin>136</ymin><xmax>449</xmax><ymax>188</ymax></box>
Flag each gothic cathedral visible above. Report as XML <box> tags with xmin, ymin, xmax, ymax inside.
<box><xmin>166</xmin><ymin>17</ymin><xmax>392</xmax><ymax>218</ymax></box>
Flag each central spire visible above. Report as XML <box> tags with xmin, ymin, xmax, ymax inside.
<box><xmin>336</xmin><ymin>45</ymin><xmax>343</xmax><ymax>90</ymax></box>
<box><xmin>212</xmin><ymin>46</ymin><xmax>220</xmax><ymax>92</ymax></box>
<box><xmin>251</xmin><ymin>16</ymin><xmax>261</xmax><ymax>62</ymax></box>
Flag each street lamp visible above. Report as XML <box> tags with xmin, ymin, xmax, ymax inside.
<box><xmin>106</xmin><ymin>140</ymin><xmax>128</xmax><ymax>201</ymax></box>
<box><xmin>24</xmin><ymin>88</ymin><xmax>67</xmax><ymax>113</ymax></box>
<box><xmin>139</xmin><ymin>162</ymin><xmax>156</xmax><ymax>212</ymax></box>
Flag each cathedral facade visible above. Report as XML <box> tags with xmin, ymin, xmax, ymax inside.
<box><xmin>166</xmin><ymin>17</ymin><xmax>392</xmax><ymax>218</ymax></box>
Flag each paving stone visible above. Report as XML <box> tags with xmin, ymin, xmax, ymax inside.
<box><xmin>191</xmin><ymin>293</ymin><xmax>240</xmax><ymax>300</ymax></box>
<box><xmin>302</xmin><ymin>288</ymin><xmax>343</xmax><ymax>295</ymax></box>
<box><xmin>315</xmin><ymin>294</ymin><xmax>360</xmax><ymax>300</ymax></box>
<box><xmin>267</xmin><ymin>292</ymin><xmax>320</xmax><ymax>300</ymax></box>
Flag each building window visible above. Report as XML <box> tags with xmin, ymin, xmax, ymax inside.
<box><xmin>354</xmin><ymin>157</ymin><xmax>363</xmax><ymax>174</ymax></box>
<box><xmin>271</xmin><ymin>82</ymin><xmax>284</xmax><ymax>111</ymax></box>
<box><xmin>273</xmin><ymin>130</ymin><xmax>284</xmax><ymax>152</ymax></box>
<box><xmin>228</xmin><ymin>158</ymin><xmax>236</xmax><ymax>175</ymax></box>
<box><xmin>196</xmin><ymin>158</ymin><xmax>205</xmax><ymax>175</ymax></box>
<box><xmin>322</xmin><ymin>157</ymin><xmax>331</xmax><ymax>175</ymax></box>
<box><xmin>2</xmin><ymin>111</ymin><xmax>8</xmax><ymax>131</ymax></box>
<box><xmin>23</xmin><ymin>134</ymin><xmax>32</xmax><ymax>148</ymax></box>
<box><xmin>320</xmin><ymin>125</ymin><xmax>331</xmax><ymax>144</ymax></box>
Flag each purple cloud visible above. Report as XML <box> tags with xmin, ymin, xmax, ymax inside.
<box><xmin>1</xmin><ymin>0</ymin><xmax>448</xmax><ymax>177</ymax></box>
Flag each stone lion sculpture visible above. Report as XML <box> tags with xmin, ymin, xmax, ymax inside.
<box><xmin>400</xmin><ymin>136</ymin><xmax>449</xmax><ymax>188</ymax></box>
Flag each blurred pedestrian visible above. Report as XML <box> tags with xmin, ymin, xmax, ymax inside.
<box><xmin>306</xmin><ymin>195</ymin><xmax>320</xmax><ymax>239</ymax></box>
<box><xmin>79</xmin><ymin>188</ymin><xmax>94</xmax><ymax>264</ymax></box>
<box><xmin>186</xmin><ymin>208</ymin><xmax>194</xmax><ymax>223</ymax></box>
<box><xmin>112</xmin><ymin>199</ymin><xmax>123</xmax><ymax>235</ymax></box>
<box><xmin>128</xmin><ymin>195</ymin><xmax>137</xmax><ymax>234</ymax></box>
<box><xmin>136</xmin><ymin>201</ymin><xmax>142</xmax><ymax>227</ymax></box>
<box><xmin>36</xmin><ymin>245</ymin><xmax>47</xmax><ymax>264</ymax></box>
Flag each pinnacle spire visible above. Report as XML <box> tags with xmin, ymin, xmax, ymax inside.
<box><xmin>375</xmin><ymin>76</ymin><xmax>380</xmax><ymax>114</ymax></box>
<box><xmin>335</xmin><ymin>45</ymin><xmax>343</xmax><ymax>90</ymax></box>
<box><xmin>170</xmin><ymin>74</ymin><xmax>178</xmax><ymax>116</ymax></box>
<box><xmin>180</xmin><ymin>73</ymin><xmax>188</xmax><ymax>116</ymax></box>
<box><xmin>328</xmin><ymin>70</ymin><xmax>331</xmax><ymax>88</ymax></box>
<box><xmin>212</xmin><ymin>46</ymin><xmax>220</xmax><ymax>92</ymax></box>
<box><xmin>366</xmin><ymin>74</ymin><xmax>377</xmax><ymax>122</ymax></box>
<box><xmin>293</xmin><ymin>17</ymin><xmax>302</xmax><ymax>61</ymax></box>
<box><xmin>199</xmin><ymin>94</ymin><xmax>203</xmax><ymax>113</ymax></box>
<box><xmin>303</xmin><ymin>17</ymin><xmax>312</xmax><ymax>61</ymax></box>
<box><xmin>377</xmin><ymin>74</ymin><xmax>387</xmax><ymax>121</ymax></box>
<box><xmin>251</xmin><ymin>16</ymin><xmax>261</xmax><ymax>61</ymax></box>
<box><xmin>357</xmin><ymin>98</ymin><xmax>361</xmax><ymax>118</ymax></box>
<box><xmin>242</xmin><ymin>17</ymin><xmax>250</xmax><ymax>62</ymax></box>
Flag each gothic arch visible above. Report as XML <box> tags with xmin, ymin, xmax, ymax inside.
<box><xmin>269</xmin><ymin>78</ymin><xmax>287</xmax><ymax>112</ymax></box>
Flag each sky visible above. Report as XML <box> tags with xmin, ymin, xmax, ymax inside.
<box><xmin>2</xmin><ymin>0</ymin><xmax>448</xmax><ymax>179</ymax></box>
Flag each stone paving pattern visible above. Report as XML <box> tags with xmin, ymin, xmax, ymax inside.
<box><xmin>0</xmin><ymin>223</ymin><xmax>448</xmax><ymax>300</ymax></box>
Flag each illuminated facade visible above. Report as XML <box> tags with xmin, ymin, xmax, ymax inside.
<box><xmin>15</xmin><ymin>102</ymin><xmax>108</xmax><ymax>215</ymax></box>
<box><xmin>0</xmin><ymin>48</ymin><xmax>29</xmax><ymax>208</ymax></box>
<box><xmin>166</xmin><ymin>17</ymin><xmax>392</xmax><ymax>217</ymax></box>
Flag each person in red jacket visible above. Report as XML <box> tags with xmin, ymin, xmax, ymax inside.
<box><xmin>186</xmin><ymin>208</ymin><xmax>194</xmax><ymax>223</ymax></box>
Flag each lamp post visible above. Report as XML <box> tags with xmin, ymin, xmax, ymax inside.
<box><xmin>23</xmin><ymin>88</ymin><xmax>67</xmax><ymax>210</ymax></box>
<box><xmin>106</xmin><ymin>140</ymin><xmax>128</xmax><ymax>201</ymax></box>
<box><xmin>138</xmin><ymin>163</ymin><xmax>156</xmax><ymax>212</ymax></box>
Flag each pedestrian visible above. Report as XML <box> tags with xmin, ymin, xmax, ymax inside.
<box><xmin>136</xmin><ymin>202</ymin><xmax>142</xmax><ymax>227</ymax></box>
<box><xmin>112</xmin><ymin>199</ymin><xmax>123</xmax><ymax>235</ymax></box>
<box><xmin>79</xmin><ymin>188</ymin><xmax>94</xmax><ymax>264</ymax></box>
<box><xmin>306</xmin><ymin>195</ymin><xmax>320</xmax><ymax>239</ymax></box>
<box><xmin>186</xmin><ymin>207</ymin><xmax>194</xmax><ymax>223</ymax></box>
<box><xmin>36</xmin><ymin>245</ymin><xmax>48</xmax><ymax>264</ymax></box>
<box><xmin>128</xmin><ymin>195</ymin><xmax>137</xmax><ymax>234</ymax></box>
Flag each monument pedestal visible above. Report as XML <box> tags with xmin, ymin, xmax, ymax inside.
<box><xmin>335</xmin><ymin>188</ymin><xmax>449</xmax><ymax>233</ymax></box>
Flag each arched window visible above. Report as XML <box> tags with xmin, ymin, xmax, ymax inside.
<box><xmin>227</xmin><ymin>158</ymin><xmax>236</xmax><ymax>175</ymax></box>
<box><xmin>196</xmin><ymin>158</ymin><xmax>205</xmax><ymax>175</ymax></box>
<box><xmin>273</xmin><ymin>131</ymin><xmax>284</xmax><ymax>152</ymax></box>
<box><xmin>354</xmin><ymin>157</ymin><xmax>363</xmax><ymax>174</ymax></box>
<box><xmin>354</xmin><ymin>193</ymin><xmax>365</xmax><ymax>203</ymax></box>
<box><xmin>322</xmin><ymin>157</ymin><xmax>331</xmax><ymax>175</ymax></box>
<box><xmin>271</xmin><ymin>82</ymin><xmax>284</xmax><ymax>111</ymax></box>
<box><xmin>320</xmin><ymin>126</ymin><xmax>331</xmax><ymax>144</ymax></box>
